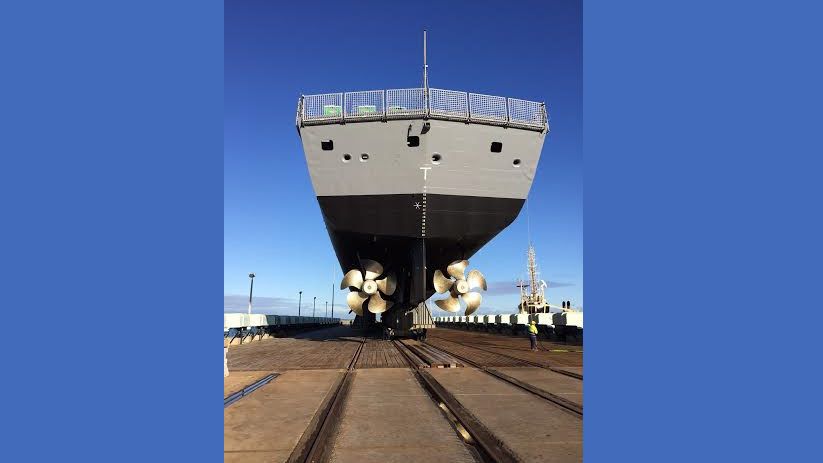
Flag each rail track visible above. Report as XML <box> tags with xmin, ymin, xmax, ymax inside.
<box><xmin>421</xmin><ymin>338</ymin><xmax>583</xmax><ymax>417</ymax></box>
<box><xmin>282</xmin><ymin>331</ymin><xmax>581</xmax><ymax>463</ymax></box>
<box><xmin>286</xmin><ymin>335</ymin><xmax>366</xmax><ymax>463</ymax></box>
<box><xmin>287</xmin><ymin>335</ymin><xmax>516</xmax><ymax>463</ymax></box>
<box><xmin>223</xmin><ymin>373</ymin><xmax>279</xmax><ymax>408</ymax></box>
<box><xmin>431</xmin><ymin>334</ymin><xmax>583</xmax><ymax>380</ymax></box>
<box><xmin>391</xmin><ymin>340</ymin><xmax>521</xmax><ymax>463</ymax></box>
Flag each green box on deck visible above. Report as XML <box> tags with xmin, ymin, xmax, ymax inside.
<box><xmin>323</xmin><ymin>105</ymin><xmax>342</xmax><ymax>117</ymax></box>
<box><xmin>356</xmin><ymin>105</ymin><xmax>377</xmax><ymax>114</ymax></box>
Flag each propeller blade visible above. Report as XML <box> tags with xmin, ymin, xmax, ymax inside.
<box><xmin>462</xmin><ymin>292</ymin><xmax>482</xmax><ymax>315</ymax></box>
<box><xmin>346</xmin><ymin>291</ymin><xmax>368</xmax><ymax>316</ymax></box>
<box><xmin>340</xmin><ymin>269</ymin><xmax>364</xmax><ymax>290</ymax></box>
<box><xmin>466</xmin><ymin>269</ymin><xmax>487</xmax><ymax>291</ymax></box>
<box><xmin>433</xmin><ymin>269</ymin><xmax>454</xmax><ymax>294</ymax></box>
<box><xmin>361</xmin><ymin>259</ymin><xmax>383</xmax><ymax>280</ymax></box>
<box><xmin>446</xmin><ymin>260</ymin><xmax>469</xmax><ymax>280</ymax></box>
<box><xmin>367</xmin><ymin>292</ymin><xmax>393</xmax><ymax>314</ymax></box>
<box><xmin>435</xmin><ymin>295</ymin><xmax>461</xmax><ymax>313</ymax></box>
<box><xmin>376</xmin><ymin>272</ymin><xmax>397</xmax><ymax>296</ymax></box>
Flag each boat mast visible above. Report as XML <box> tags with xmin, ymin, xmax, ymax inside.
<box><xmin>527</xmin><ymin>244</ymin><xmax>539</xmax><ymax>300</ymax></box>
<box><xmin>423</xmin><ymin>30</ymin><xmax>429</xmax><ymax>99</ymax></box>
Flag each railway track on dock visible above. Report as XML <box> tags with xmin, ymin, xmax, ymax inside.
<box><xmin>285</xmin><ymin>333</ymin><xmax>580</xmax><ymax>463</ymax></box>
<box><xmin>431</xmin><ymin>334</ymin><xmax>583</xmax><ymax>380</ymax></box>
<box><xmin>287</xmin><ymin>335</ymin><xmax>366</xmax><ymax>463</ymax></box>
<box><xmin>422</xmin><ymin>339</ymin><xmax>583</xmax><ymax>417</ymax></box>
<box><xmin>289</xmin><ymin>336</ymin><xmax>518</xmax><ymax>463</ymax></box>
<box><xmin>391</xmin><ymin>340</ymin><xmax>521</xmax><ymax>463</ymax></box>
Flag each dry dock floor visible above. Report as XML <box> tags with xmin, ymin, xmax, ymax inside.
<box><xmin>429</xmin><ymin>328</ymin><xmax>583</xmax><ymax>372</ymax></box>
<box><xmin>224</xmin><ymin>369</ymin><xmax>341</xmax><ymax>462</ymax></box>
<box><xmin>224</xmin><ymin>325</ymin><xmax>583</xmax><ymax>462</ymax></box>
<box><xmin>429</xmin><ymin>368</ymin><xmax>582</xmax><ymax>463</ymax></box>
<box><xmin>329</xmin><ymin>368</ymin><xmax>477</xmax><ymax>463</ymax></box>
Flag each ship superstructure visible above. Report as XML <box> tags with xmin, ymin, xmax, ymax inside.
<box><xmin>295</xmin><ymin>38</ymin><xmax>548</xmax><ymax>333</ymax></box>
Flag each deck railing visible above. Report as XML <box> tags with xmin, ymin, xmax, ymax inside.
<box><xmin>297</xmin><ymin>88</ymin><xmax>547</xmax><ymax>132</ymax></box>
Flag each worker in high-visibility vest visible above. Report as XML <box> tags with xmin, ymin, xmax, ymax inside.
<box><xmin>528</xmin><ymin>320</ymin><xmax>539</xmax><ymax>351</ymax></box>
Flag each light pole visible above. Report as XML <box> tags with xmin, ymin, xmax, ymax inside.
<box><xmin>248</xmin><ymin>273</ymin><xmax>255</xmax><ymax>315</ymax></box>
<box><xmin>313</xmin><ymin>296</ymin><xmax>316</xmax><ymax>317</ymax></box>
<box><xmin>330</xmin><ymin>282</ymin><xmax>335</xmax><ymax>319</ymax></box>
<box><xmin>325</xmin><ymin>301</ymin><xmax>328</xmax><ymax>317</ymax></box>
<box><xmin>298</xmin><ymin>291</ymin><xmax>302</xmax><ymax>317</ymax></box>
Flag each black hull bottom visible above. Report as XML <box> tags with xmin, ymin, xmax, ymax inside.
<box><xmin>317</xmin><ymin>194</ymin><xmax>524</xmax><ymax>311</ymax></box>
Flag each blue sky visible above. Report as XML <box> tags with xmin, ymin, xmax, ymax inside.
<box><xmin>224</xmin><ymin>0</ymin><xmax>582</xmax><ymax>317</ymax></box>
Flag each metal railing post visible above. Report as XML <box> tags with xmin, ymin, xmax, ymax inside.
<box><xmin>424</xmin><ymin>88</ymin><xmax>430</xmax><ymax>118</ymax></box>
<box><xmin>467</xmin><ymin>93</ymin><xmax>472</xmax><ymax>123</ymax></box>
<box><xmin>540</xmin><ymin>102</ymin><xmax>547</xmax><ymax>132</ymax></box>
<box><xmin>505</xmin><ymin>98</ymin><xmax>510</xmax><ymax>127</ymax></box>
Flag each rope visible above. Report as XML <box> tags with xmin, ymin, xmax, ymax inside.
<box><xmin>526</xmin><ymin>196</ymin><xmax>532</xmax><ymax>246</ymax></box>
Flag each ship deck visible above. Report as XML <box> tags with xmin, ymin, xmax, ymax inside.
<box><xmin>224</xmin><ymin>325</ymin><xmax>583</xmax><ymax>462</ymax></box>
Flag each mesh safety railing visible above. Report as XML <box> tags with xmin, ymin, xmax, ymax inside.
<box><xmin>299</xmin><ymin>88</ymin><xmax>547</xmax><ymax>131</ymax></box>
<box><xmin>428</xmin><ymin>88</ymin><xmax>468</xmax><ymax>120</ymax></box>
<box><xmin>344</xmin><ymin>90</ymin><xmax>384</xmax><ymax>121</ymax></box>
<box><xmin>386</xmin><ymin>88</ymin><xmax>426</xmax><ymax>118</ymax></box>
<box><xmin>468</xmin><ymin>92</ymin><xmax>508</xmax><ymax>125</ymax></box>
<box><xmin>507</xmin><ymin>97</ymin><xmax>546</xmax><ymax>129</ymax></box>
<box><xmin>302</xmin><ymin>93</ymin><xmax>344</xmax><ymax>121</ymax></box>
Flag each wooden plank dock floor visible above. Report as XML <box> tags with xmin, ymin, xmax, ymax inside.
<box><xmin>224</xmin><ymin>325</ymin><xmax>583</xmax><ymax>462</ymax></box>
<box><xmin>401</xmin><ymin>339</ymin><xmax>463</xmax><ymax>368</ymax></box>
<box><xmin>226</xmin><ymin>325</ymin><xmax>363</xmax><ymax>371</ymax></box>
<box><xmin>355</xmin><ymin>339</ymin><xmax>407</xmax><ymax>368</ymax></box>
<box><xmin>430</xmin><ymin>328</ymin><xmax>583</xmax><ymax>370</ymax></box>
<box><xmin>426</xmin><ymin>338</ymin><xmax>528</xmax><ymax>368</ymax></box>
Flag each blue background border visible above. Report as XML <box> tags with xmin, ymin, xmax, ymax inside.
<box><xmin>1</xmin><ymin>0</ymin><xmax>821</xmax><ymax>461</ymax></box>
<box><xmin>585</xmin><ymin>0</ymin><xmax>821</xmax><ymax>460</ymax></box>
<box><xmin>2</xmin><ymin>1</ymin><xmax>224</xmax><ymax>460</ymax></box>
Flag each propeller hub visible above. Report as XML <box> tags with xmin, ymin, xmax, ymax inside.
<box><xmin>433</xmin><ymin>260</ymin><xmax>486</xmax><ymax>315</ymax></box>
<box><xmin>362</xmin><ymin>280</ymin><xmax>378</xmax><ymax>295</ymax></box>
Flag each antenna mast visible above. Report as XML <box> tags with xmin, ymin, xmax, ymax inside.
<box><xmin>423</xmin><ymin>30</ymin><xmax>429</xmax><ymax>95</ymax></box>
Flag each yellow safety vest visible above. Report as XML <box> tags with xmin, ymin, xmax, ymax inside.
<box><xmin>528</xmin><ymin>324</ymin><xmax>538</xmax><ymax>335</ymax></box>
